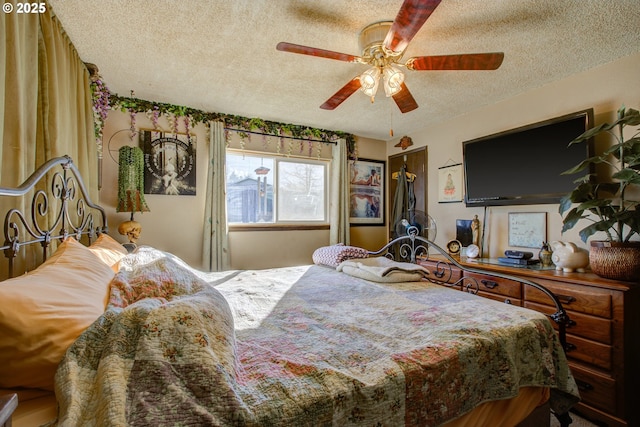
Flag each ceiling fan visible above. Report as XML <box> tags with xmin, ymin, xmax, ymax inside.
<box><xmin>277</xmin><ymin>0</ymin><xmax>504</xmax><ymax>114</ymax></box>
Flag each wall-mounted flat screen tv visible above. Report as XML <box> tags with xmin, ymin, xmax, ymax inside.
<box><xmin>463</xmin><ymin>108</ymin><xmax>594</xmax><ymax>207</ymax></box>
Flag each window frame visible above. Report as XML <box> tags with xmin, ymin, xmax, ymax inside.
<box><xmin>226</xmin><ymin>150</ymin><xmax>330</xmax><ymax>230</ymax></box>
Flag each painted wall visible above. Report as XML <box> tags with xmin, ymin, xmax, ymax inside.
<box><xmin>99</xmin><ymin>53</ymin><xmax>639</xmax><ymax>268</ymax></box>
<box><xmin>349</xmin><ymin>137</ymin><xmax>388</xmax><ymax>251</ymax></box>
<box><xmin>99</xmin><ymin>112</ymin><xmax>386</xmax><ymax>269</ymax></box>
<box><xmin>100</xmin><ymin>112</ymin><xmax>209</xmax><ymax>268</ymax></box>
<box><xmin>387</xmin><ymin>53</ymin><xmax>640</xmax><ymax>257</ymax></box>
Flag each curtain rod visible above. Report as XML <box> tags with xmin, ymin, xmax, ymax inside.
<box><xmin>224</xmin><ymin>127</ymin><xmax>338</xmax><ymax>145</ymax></box>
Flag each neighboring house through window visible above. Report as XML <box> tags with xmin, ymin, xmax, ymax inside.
<box><xmin>226</xmin><ymin>151</ymin><xmax>328</xmax><ymax>226</ymax></box>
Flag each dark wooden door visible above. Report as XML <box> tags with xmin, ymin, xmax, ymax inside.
<box><xmin>388</xmin><ymin>147</ymin><xmax>428</xmax><ymax>235</ymax></box>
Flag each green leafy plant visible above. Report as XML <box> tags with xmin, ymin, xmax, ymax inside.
<box><xmin>559</xmin><ymin>106</ymin><xmax>640</xmax><ymax>242</ymax></box>
<box><xmin>116</xmin><ymin>146</ymin><xmax>149</xmax><ymax>216</ymax></box>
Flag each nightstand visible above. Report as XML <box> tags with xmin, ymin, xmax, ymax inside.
<box><xmin>0</xmin><ymin>394</ymin><xmax>17</xmax><ymax>427</ymax></box>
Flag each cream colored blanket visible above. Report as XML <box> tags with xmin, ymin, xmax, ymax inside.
<box><xmin>337</xmin><ymin>256</ymin><xmax>430</xmax><ymax>282</ymax></box>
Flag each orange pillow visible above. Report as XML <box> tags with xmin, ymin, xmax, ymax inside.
<box><xmin>0</xmin><ymin>238</ymin><xmax>114</xmax><ymax>390</ymax></box>
<box><xmin>88</xmin><ymin>233</ymin><xmax>128</xmax><ymax>271</ymax></box>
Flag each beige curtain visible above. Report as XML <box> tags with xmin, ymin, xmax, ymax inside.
<box><xmin>1</xmin><ymin>4</ymin><xmax>97</xmax><ymax>277</ymax></box>
<box><xmin>202</xmin><ymin>121</ymin><xmax>230</xmax><ymax>271</ymax></box>
<box><xmin>1</xmin><ymin>4</ymin><xmax>97</xmax><ymax>194</ymax></box>
<box><xmin>329</xmin><ymin>138</ymin><xmax>350</xmax><ymax>245</ymax></box>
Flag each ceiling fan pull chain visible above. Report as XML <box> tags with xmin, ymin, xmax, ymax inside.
<box><xmin>389</xmin><ymin>107</ymin><xmax>394</xmax><ymax>137</ymax></box>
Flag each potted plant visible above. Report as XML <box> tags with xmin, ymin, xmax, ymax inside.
<box><xmin>559</xmin><ymin>105</ymin><xmax>640</xmax><ymax>281</ymax></box>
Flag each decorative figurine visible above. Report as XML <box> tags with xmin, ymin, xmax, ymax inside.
<box><xmin>550</xmin><ymin>241</ymin><xmax>589</xmax><ymax>272</ymax></box>
<box><xmin>471</xmin><ymin>214</ymin><xmax>480</xmax><ymax>247</ymax></box>
<box><xmin>538</xmin><ymin>241</ymin><xmax>554</xmax><ymax>267</ymax></box>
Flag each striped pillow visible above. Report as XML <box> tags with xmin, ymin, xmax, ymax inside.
<box><xmin>312</xmin><ymin>244</ymin><xmax>369</xmax><ymax>268</ymax></box>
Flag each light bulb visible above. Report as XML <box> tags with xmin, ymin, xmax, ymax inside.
<box><xmin>360</xmin><ymin>67</ymin><xmax>380</xmax><ymax>97</ymax></box>
<box><xmin>382</xmin><ymin>65</ymin><xmax>404</xmax><ymax>97</ymax></box>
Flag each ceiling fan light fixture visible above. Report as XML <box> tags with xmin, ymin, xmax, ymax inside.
<box><xmin>358</xmin><ymin>21</ymin><xmax>393</xmax><ymax>53</ymax></box>
<box><xmin>360</xmin><ymin>67</ymin><xmax>381</xmax><ymax>97</ymax></box>
<box><xmin>382</xmin><ymin>65</ymin><xmax>404</xmax><ymax>97</ymax></box>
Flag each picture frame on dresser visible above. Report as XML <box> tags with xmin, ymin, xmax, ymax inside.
<box><xmin>508</xmin><ymin>212</ymin><xmax>546</xmax><ymax>248</ymax></box>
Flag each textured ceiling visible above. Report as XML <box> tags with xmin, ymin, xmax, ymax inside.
<box><xmin>48</xmin><ymin>0</ymin><xmax>640</xmax><ymax>141</ymax></box>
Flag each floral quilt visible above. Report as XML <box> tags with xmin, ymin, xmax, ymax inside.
<box><xmin>52</xmin><ymin>247</ymin><xmax>579</xmax><ymax>426</ymax></box>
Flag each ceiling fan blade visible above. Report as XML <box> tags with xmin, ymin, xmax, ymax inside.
<box><xmin>384</xmin><ymin>0</ymin><xmax>442</xmax><ymax>53</ymax></box>
<box><xmin>406</xmin><ymin>52</ymin><xmax>505</xmax><ymax>70</ymax></box>
<box><xmin>276</xmin><ymin>42</ymin><xmax>360</xmax><ymax>63</ymax></box>
<box><xmin>392</xmin><ymin>83</ymin><xmax>418</xmax><ymax>113</ymax></box>
<box><xmin>320</xmin><ymin>77</ymin><xmax>362</xmax><ymax>110</ymax></box>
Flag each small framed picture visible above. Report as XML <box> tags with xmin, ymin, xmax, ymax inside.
<box><xmin>349</xmin><ymin>158</ymin><xmax>385</xmax><ymax>225</ymax></box>
<box><xmin>508</xmin><ymin>212</ymin><xmax>547</xmax><ymax>248</ymax></box>
<box><xmin>438</xmin><ymin>163</ymin><xmax>463</xmax><ymax>203</ymax></box>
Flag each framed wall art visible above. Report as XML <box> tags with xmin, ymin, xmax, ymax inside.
<box><xmin>508</xmin><ymin>212</ymin><xmax>547</xmax><ymax>248</ymax></box>
<box><xmin>140</xmin><ymin>130</ymin><xmax>196</xmax><ymax>195</ymax></box>
<box><xmin>438</xmin><ymin>163</ymin><xmax>463</xmax><ymax>203</ymax></box>
<box><xmin>349</xmin><ymin>158</ymin><xmax>385</xmax><ymax>225</ymax></box>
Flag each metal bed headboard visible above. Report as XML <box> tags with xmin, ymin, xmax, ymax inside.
<box><xmin>370</xmin><ymin>225</ymin><xmax>571</xmax><ymax>352</ymax></box>
<box><xmin>0</xmin><ymin>155</ymin><xmax>108</xmax><ymax>278</ymax></box>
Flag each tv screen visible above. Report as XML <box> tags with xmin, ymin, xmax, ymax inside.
<box><xmin>463</xmin><ymin>109</ymin><xmax>594</xmax><ymax>207</ymax></box>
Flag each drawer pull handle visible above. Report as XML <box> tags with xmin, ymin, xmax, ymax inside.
<box><xmin>557</xmin><ymin>294</ymin><xmax>576</xmax><ymax>305</ymax></box>
<box><xmin>565</xmin><ymin>342</ymin><xmax>577</xmax><ymax>352</ymax></box>
<box><xmin>575</xmin><ymin>379</ymin><xmax>593</xmax><ymax>391</ymax></box>
<box><xmin>567</xmin><ymin>319</ymin><xmax>577</xmax><ymax>328</ymax></box>
<box><xmin>481</xmin><ymin>279</ymin><xmax>498</xmax><ymax>289</ymax></box>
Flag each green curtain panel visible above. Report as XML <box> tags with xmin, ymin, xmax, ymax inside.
<box><xmin>1</xmin><ymin>2</ymin><xmax>97</xmax><ymax>194</ymax></box>
<box><xmin>1</xmin><ymin>3</ymin><xmax>97</xmax><ymax>274</ymax></box>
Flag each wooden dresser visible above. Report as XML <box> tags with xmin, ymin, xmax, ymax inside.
<box><xmin>419</xmin><ymin>256</ymin><xmax>639</xmax><ymax>427</ymax></box>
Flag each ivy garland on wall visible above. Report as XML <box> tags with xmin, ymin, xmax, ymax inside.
<box><xmin>89</xmin><ymin>77</ymin><xmax>356</xmax><ymax>157</ymax></box>
<box><xmin>90</xmin><ymin>76</ymin><xmax>110</xmax><ymax>158</ymax></box>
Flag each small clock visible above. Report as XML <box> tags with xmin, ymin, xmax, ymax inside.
<box><xmin>446</xmin><ymin>239</ymin><xmax>461</xmax><ymax>255</ymax></box>
<box><xmin>466</xmin><ymin>244</ymin><xmax>480</xmax><ymax>259</ymax></box>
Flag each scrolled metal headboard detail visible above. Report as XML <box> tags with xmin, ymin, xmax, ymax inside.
<box><xmin>369</xmin><ymin>225</ymin><xmax>571</xmax><ymax>352</ymax></box>
<box><xmin>0</xmin><ymin>156</ymin><xmax>108</xmax><ymax>278</ymax></box>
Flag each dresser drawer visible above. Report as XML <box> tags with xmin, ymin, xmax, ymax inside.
<box><xmin>478</xmin><ymin>291</ymin><xmax>522</xmax><ymax>306</ymax></box>
<box><xmin>564</xmin><ymin>334</ymin><xmax>612</xmax><ymax>371</ymax></box>
<box><xmin>419</xmin><ymin>260</ymin><xmax>462</xmax><ymax>284</ymax></box>
<box><xmin>569</xmin><ymin>363</ymin><xmax>617</xmax><ymax>415</ymax></box>
<box><xmin>524</xmin><ymin>301</ymin><xmax>612</xmax><ymax>344</ymax></box>
<box><xmin>524</xmin><ymin>279</ymin><xmax>612</xmax><ymax>318</ymax></box>
<box><xmin>464</xmin><ymin>272</ymin><xmax>522</xmax><ymax>299</ymax></box>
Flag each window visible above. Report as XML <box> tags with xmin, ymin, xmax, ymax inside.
<box><xmin>226</xmin><ymin>152</ymin><xmax>328</xmax><ymax>225</ymax></box>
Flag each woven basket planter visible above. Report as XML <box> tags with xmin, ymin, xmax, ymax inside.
<box><xmin>589</xmin><ymin>241</ymin><xmax>640</xmax><ymax>282</ymax></box>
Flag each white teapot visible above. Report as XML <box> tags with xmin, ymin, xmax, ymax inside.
<box><xmin>550</xmin><ymin>241</ymin><xmax>589</xmax><ymax>272</ymax></box>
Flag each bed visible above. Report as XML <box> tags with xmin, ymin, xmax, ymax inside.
<box><xmin>0</xmin><ymin>156</ymin><xmax>579</xmax><ymax>427</ymax></box>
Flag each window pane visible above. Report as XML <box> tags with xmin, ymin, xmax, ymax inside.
<box><xmin>277</xmin><ymin>160</ymin><xmax>325</xmax><ymax>221</ymax></box>
<box><xmin>226</xmin><ymin>154</ymin><xmax>274</xmax><ymax>223</ymax></box>
<box><xmin>225</xmin><ymin>152</ymin><xmax>328</xmax><ymax>225</ymax></box>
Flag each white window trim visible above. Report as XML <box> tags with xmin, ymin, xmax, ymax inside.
<box><xmin>226</xmin><ymin>149</ymin><xmax>331</xmax><ymax>228</ymax></box>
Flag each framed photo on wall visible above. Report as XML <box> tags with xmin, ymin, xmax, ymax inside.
<box><xmin>438</xmin><ymin>163</ymin><xmax>463</xmax><ymax>203</ymax></box>
<box><xmin>349</xmin><ymin>158</ymin><xmax>385</xmax><ymax>225</ymax></box>
<box><xmin>140</xmin><ymin>130</ymin><xmax>196</xmax><ymax>195</ymax></box>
